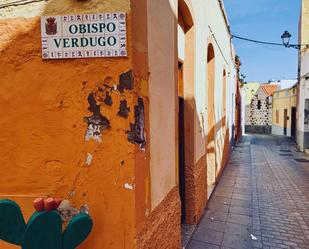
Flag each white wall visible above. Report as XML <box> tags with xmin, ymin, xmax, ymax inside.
<box><xmin>241</xmin><ymin>87</ymin><xmax>246</xmax><ymax>135</ymax></box>
<box><xmin>190</xmin><ymin>0</ymin><xmax>236</xmax><ymax>162</ymax></box>
<box><xmin>148</xmin><ymin>0</ymin><xmax>237</xmax><ymax>210</ymax></box>
<box><xmin>178</xmin><ymin>24</ymin><xmax>185</xmax><ymax>62</ymax></box>
<box><xmin>297</xmin><ymin>51</ymin><xmax>309</xmax><ymax>150</ymax></box>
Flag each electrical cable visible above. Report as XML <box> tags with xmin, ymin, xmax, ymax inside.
<box><xmin>232</xmin><ymin>34</ymin><xmax>309</xmax><ymax>48</ymax></box>
<box><xmin>232</xmin><ymin>34</ymin><xmax>283</xmax><ymax>46</ymax></box>
<box><xmin>0</xmin><ymin>0</ymin><xmax>45</xmax><ymax>9</ymax></box>
<box><xmin>0</xmin><ymin>0</ymin><xmax>30</xmax><ymax>7</ymax></box>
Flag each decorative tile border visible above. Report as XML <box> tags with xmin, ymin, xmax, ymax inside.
<box><xmin>41</xmin><ymin>12</ymin><xmax>127</xmax><ymax>59</ymax></box>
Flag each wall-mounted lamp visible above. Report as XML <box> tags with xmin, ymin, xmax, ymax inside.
<box><xmin>280</xmin><ymin>30</ymin><xmax>308</xmax><ymax>50</ymax></box>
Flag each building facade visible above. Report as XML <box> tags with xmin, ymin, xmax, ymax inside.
<box><xmin>245</xmin><ymin>84</ymin><xmax>278</xmax><ymax>134</ymax></box>
<box><xmin>177</xmin><ymin>0</ymin><xmax>237</xmax><ymax>227</ymax></box>
<box><xmin>234</xmin><ymin>56</ymin><xmax>242</xmax><ymax>142</ymax></box>
<box><xmin>272</xmin><ymin>85</ymin><xmax>297</xmax><ymax>137</ymax></box>
<box><xmin>297</xmin><ymin>0</ymin><xmax>309</xmax><ymax>151</ymax></box>
<box><xmin>243</xmin><ymin>82</ymin><xmax>260</xmax><ymax>133</ymax></box>
<box><xmin>0</xmin><ymin>0</ymin><xmax>237</xmax><ymax>248</ymax></box>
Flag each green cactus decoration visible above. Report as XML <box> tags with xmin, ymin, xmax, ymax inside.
<box><xmin>0</xmin><ymin>200</ymin><xmax>93</xmax><ymax>249</ymax></box>
<box><xmin>22</xmin><ymin>211</ymin><xmax>62</xmax><ymax>249</ymax></box>
<box><xmin>0</xmin><ymin>199</ymin><xmax>26</xmax><ymax>245</ymax></box>
<box><xmin>63</xmin><ymin>213</ymin><xmax>93</xmax><ymax>249</ymax></box>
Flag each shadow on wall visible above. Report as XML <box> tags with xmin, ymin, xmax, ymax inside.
<box><xmin>206</xmin><ymin>115</ymin><xmax>232</xmax><ymax>180</ymax></box>
<box><xmin>176</xmin><ymin>0</ymin><xmax>234</xmax><ymax>225</ymax></box>
<box><xmin>181</xmin><ymin>97</ymin><xmax>207</xmax><ymax>224</ymax></box>
<box><xmin>181</xmin><ymin>96</ymin><xmax>232</xmax><ymax>225</ymax></box>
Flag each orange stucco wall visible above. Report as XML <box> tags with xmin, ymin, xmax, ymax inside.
<box><xmin>0</xmin><ymin>0</ymin><xmax>237</xmax><ymax>248</ymax></box>
<box><xmin>0</xmin><ymin>1</ymin><xmax>152</xmax><ymax>248</ymax></box>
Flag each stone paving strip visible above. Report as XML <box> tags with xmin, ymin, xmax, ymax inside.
<box><xmin>186</xmin><ymin>134</ymin><xmax>309</xmax><ymax>249</ymax></box>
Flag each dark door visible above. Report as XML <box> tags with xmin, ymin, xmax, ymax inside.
<box><xmin>284</xmin><ymin>109</ymin><xmax>288</xmax><ymax>135</ymax></box>
<box><xmin>178</xmin><ymin>61</ymin><xmax>186</xmax><ymax>223</ymax></box>
<box><xmin>291</xmin><ymin>107</ymin><xmax>296</xmax><ymax>138</ymax></box>
<box><xmin>178</xmin><ymin>97</ymin><xmax>186</xmax><ymax>223</ymax></box>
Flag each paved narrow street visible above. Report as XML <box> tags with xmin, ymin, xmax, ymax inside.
<box><xmin>187</xmin><ymin>134</ymin><xmax>309</xmax><ymax>249</ymax></box>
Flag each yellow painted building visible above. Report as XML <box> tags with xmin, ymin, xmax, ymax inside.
<box><xmin>272</xmin><ymin>85</ymin><xmax>297</xmax><ymax>137</ymax></box>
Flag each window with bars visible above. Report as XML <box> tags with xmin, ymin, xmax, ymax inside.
<box><xmin>257</xmin><ymin>100</ymin><xmax>261</xmax><ymax>110</ymax></box>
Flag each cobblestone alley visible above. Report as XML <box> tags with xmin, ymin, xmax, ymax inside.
<box><xmin>187</xmin><ymin>134</ymin><xmax>309</xmax><ymax>249</ymax></box>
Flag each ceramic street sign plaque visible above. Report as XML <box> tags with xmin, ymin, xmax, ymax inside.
<box><xmin>41</xmin><ymin>12</ymin><xmax>127</xmax><ymax>59</ymax></box>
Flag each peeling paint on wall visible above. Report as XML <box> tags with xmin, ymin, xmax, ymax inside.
<box><xmin>118</xmin><ymin>70</ymin><xmax>133</xmax><ymax>93</ymax></box>
<box><xmin>68</xmin><ymin>190</ymin><xmax>76</xmax><ymax>198</ymax></box>
<box><xmin>0</xmin><ymin>2</ymin><xmax>136</xmax><ymax>248</ymax></box>
<box><xmin>57</xmin><ymin>200</ymin><xmax>81</xmax><ymax>222</ymax></box>
<box><xmin>84</xmin><ymin>93</ymin><xmax>110</xmax><ymax>143</ymax></box>
<box><xmin>103</xmin><ymin>76</ymin><xmax>113</xmax><ymax>85</ymax></box>
<box><xmin>103</xmin><ymin>91</ymin><xmax>113</xmax><ymax>106</ymax></box>
<box><xmin>80</xmin><ymin>204</ymin><xmax>90</xmax><ymax>214</ymax></box>
<box><xmin>118</xmin><ymin>99</ymin><xmax>130</xmax><ymax>118</ymax></box>
<box><xmin>126</xmin><ymin>97</ymin><xmax>146</xmax><ymax>148</ymax></box>
<box><xmin>85</xmin><ymin>153</ymin><xmax>93</xmax><ymax>166</ymax></box>
<box><xmin>124</xmin><ymin>183</ymin><xmax>134</xmax><ymax>190</ymax></box>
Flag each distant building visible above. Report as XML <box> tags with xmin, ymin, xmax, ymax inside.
<box><xmin>297</xmin><ymin>0</ymin><xmax>309</xmax><ymax>151</ymax></box>
<box><xmin>255</xmin><ymin>79</ymin><xmax>297</xmax><ymax>92</ymax></box>
<box><xmin>269</xmin><ymin>79</ymin><xmax>297</xmax><ymax>90</ymax></box>
<box><xmin>245</xmin><ymin>84</ymin><xmax>279</xmax><ymax>134</ymax></box>
<box><xmin>243</xmin><ymin>82</ymin><xmax>260</xmax><ymax>106</ymax></box>
<box><xmin>272</xmin><ymin>85</ymin><xmax>297</xmax><ymax>137</ymax></box>
<box><xmin>243</xmin><ymin>82</ymin><xmax>259</xmax><ymax>133</ymax></box>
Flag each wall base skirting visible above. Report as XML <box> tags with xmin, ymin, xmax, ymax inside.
<box><xmin>296</xmin><ymin>130</ymin><xmax>309</xmax><ymax>151</ymax></box>
<box><xmin>272</xmin><ymin>125</ymin><xmax>291</xmax><ymax>137</ymax></box>
<box><xmin>185</xmin><ymin>154</ymin><xmax>207</xmax><ymax>224</ymax></box>
<box><xmin>245</xmin><ymin>125</ymin><xmax>271</xmax><ymax>134</ymax></box>
<box><xmin>137</xmin><ymin>186</ymin><xmax>181</xmax><ymax>249</ymax></box>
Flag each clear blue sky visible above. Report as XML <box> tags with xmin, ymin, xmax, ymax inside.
<box><xmin>224</xmin><ymin>0</ymin><xmax>301</xmax><ymax>83</ymax></box>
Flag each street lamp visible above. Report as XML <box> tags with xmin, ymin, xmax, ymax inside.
<box><xmin>280</xmin><ymin>31</ymin><xmax>305</xmax><ymax>50</ymax></box>
<box><xmin>281</xmin><ymin>31</ymin><xmax>291</xmax><ymax>47</ymax></box>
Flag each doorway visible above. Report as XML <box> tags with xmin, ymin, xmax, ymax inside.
<box><xmin>177</xmin><ymin>0</ymin><xmax>194</xmax><ymax>225</ymax></box>
<box><xmin>284</xmin><ymin>109</ymin><xmax>288</xmax><ymax>136</ymax></box>
<box><xmin>207</xmin><ymin>43</ymin><xmax>216</xmax><ymax>198</ymax></box>
<box><xmin>291</xmin><ymin>107</ymin><xmax>296</xmax><ymax>138</ymax></box>
<box><xmin>222</xmin><ymin>70</ymin><xmax>227</xmax><ymax>129</ymax></box>
<box><xmin>178</xmin><ymin>62</ymin><xmax>186</xmax><ymax>222</ymax></box>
